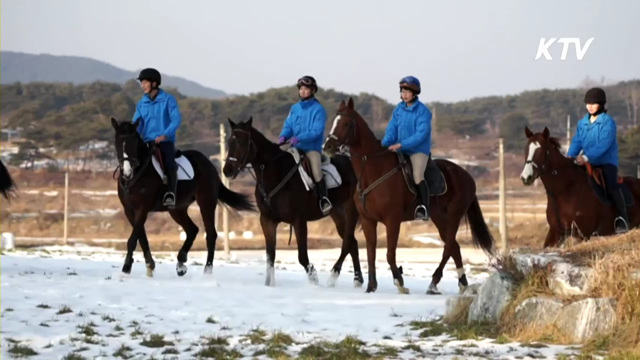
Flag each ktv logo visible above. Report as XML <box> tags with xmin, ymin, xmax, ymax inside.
<box><xmin>535</xmin><ymin>37</ymin><xmax>595</xmax><ymax>61</ymax></box>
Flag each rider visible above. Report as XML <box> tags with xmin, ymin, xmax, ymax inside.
<box><xmin>278</xmin><ymin>75</ymin><xmax>332</xmax><ymax>215</ymax></box>
<box><xmin>132</xmin><ymin>68</ymin><xmax>182</xmax><ymax>208</ymax></box>
<box><xmin>568</xmin><ymin>87</ymin><xmax>628</xmax><ymax>234</ymax></box>
<box><xmin>381</xmin><ymin>76</ymin><xmax>433</xmax><ymax>220</ymax></box>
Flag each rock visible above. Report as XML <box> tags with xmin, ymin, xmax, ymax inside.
<box><xmin>554</xmin><ymin>298</ymin><xmax>617</xmax><ymax>342</ymax></box>
<box><xmin>514</xmin><ymin>297</ymin><xmax>563</xmax><ymax>328</ymax></box>
<box><xmin>548</xmin><ymin>262</ymin><xmax>595</xmax><ymax>296</ymax></box>
<box><xmin>511</xmin><ymin>252</ymin><xmax>564</xmax><ymax>276</ymax></box>
<box><xmin>444</xmin><ymin>295</ymin><xmax>475</xmax><ymax>324</ymax></box>
<box><xmin>462</xmin><ymin>283</ymin><xmax>482</xmax><ymax>296</ymax></box>
<box><xmin>468</xmin><ymin>271</ymin><xmax>515</xmax><ymax>324</ymax></box>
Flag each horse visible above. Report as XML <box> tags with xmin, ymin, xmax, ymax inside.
<box><xmin>222</xmin><ymin>117</ymin><xmax>364</xmax><ymax>287</ymax></box>
<box><xmin>323</xmin><ymin>98</ymin><xmax>495</xmax><ymax>294</ymax></box>
<box><xmin>111</xmin><ymin>117</ymin><xmax>256</xmax><ymax>277</ymax></box>
<box><xmin>520</xmin><ymin>126</ymin><xmax>640</xmax><ymax>247</ymax></box>
<box><xmin>0</xmin><ymin>160</ymin><xmax>17</xmax><ymax>201</ymax></box>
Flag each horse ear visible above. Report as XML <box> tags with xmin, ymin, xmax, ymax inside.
<box><xmin>542</xmin><ymin>126</ymin><xmax>550</xmax><ymax>139</ymax></box>
<box><xmin>228</xmin><ymin>118</ymin><xmax>237</xmax><ymax>128</ymax></box>
<box><xmin>247</xmin><ymin>116</ymin><xmax>253</xmax><ymax>127</ymax></box>
<box><xmin>338</xmin><ymin>100</ymin><xmax>346</xmax><ymax>110</ymax></box>
<box><xmin>348</xmin><ymin>97</ymin><xmax>354</xmax><ymax>109</ymax></box>
<box><xmin>524</xmin><ymin>126</ymin><xmax>534</xmax><ymax>138</ymax></box>
<box><xmin>111</xmin><ymin>117</ymin><xmax>119</xmax><ymax>131</ymax></box>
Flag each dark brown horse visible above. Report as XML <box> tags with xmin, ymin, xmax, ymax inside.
<box><xmin>111</xmin><ymin>118</ymin><xmax>255</xmax><ymax>277</ymax></box>
<box><xmin>323</xmin><ymin>98</ymin><xmax>494</xmax><ymax>294</ymax></box>
<box><xmin>222</xmin><ymin>117</ymin><xmax>363</xmax><ymax>287</ymax></box>
<box><xmin>0</xmin><ymin>160</ymin><xmax>16</xmax><ymax>201</ymax></box>
<box><xmin>520</xmin><ymin>127</ymin><xmax>640</xmax><ymax>247</ymax></box>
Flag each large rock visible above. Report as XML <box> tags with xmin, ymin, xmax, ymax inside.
<box><xmin>548</xmin><ymin>262</ymin><xmax>595</xmax><ymax>296</ymax></box>
<box><xmin>554</xmin><ymin>298</ymin><xmax>617</xmax><ymax>342</ymax></box>
<box><xmin>444</xmin><ymin>295</ymin><xmax>475</xmax><ymax>324</ymax></box>
<box><xmin>468</xmin><ymin>271</ymin><xmax>515</xmax><ymax>324</ymax></box>
<box><xmin>514</xmin><ymin>297</ymin><xmax>563</xmax><ymax>328</ymax></box>
<box><xmin>512</xmin><ymin>252</ymin><xmax>564</xmax><ymax>275</ymax></box>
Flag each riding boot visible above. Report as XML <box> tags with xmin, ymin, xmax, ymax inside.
<box><xmin>611</xmin><ymin>188</ymin><xmax>629</xmax><ymax>234</ymax></box>
<box><xmin>315</xmin><ymin>178</ymin><xmax>332</xmax><ymax>215</ymax></box>
<box><xmin>163</xmin><ymin>167</ymin><xmax>177</xmax><ymax>208</ymax></box>
<box><xmin>414</xmin><ymin>180</ymin><xmax>430</xmax><ymax>221</ymax></box>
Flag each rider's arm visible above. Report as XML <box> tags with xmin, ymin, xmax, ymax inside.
<box><xmin>295</xmin><ymin>107</ymin><xmax>326</xmax><ymax>142</ymax></box>
<box><xmin>583</xmin><ymin>119</ymin><xmax>616</xmax><ymax>161</ymax></box>
<box><xmin>164</xmin><ymin>95</ymin><xmax>182</xmax><ymax>138</ymax></box>
<box><xmin>132</xmin><ymin>103</ymin><xmax>144</xmax><ymax>135</ymax></box>
<box><xmin>381</xmin><ymin>109</ymin><xmax>399</xmax><ymax>147</ymax></box>
<box><xmin>566</xmin><ymin>124</ymin><xmax>583</xmax><ymax>158</ymax></box>
<box><xmin>399</xmin><ymin>106</ymin><xmax>432</xmax><ymax>151</ymax></box>
<box><xmin>279</xmin><ymin>108</ymin><xmax>295</xmax><ymax>140</ymax></box>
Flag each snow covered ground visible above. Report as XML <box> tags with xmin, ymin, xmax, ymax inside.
<box><xmin>1</xmin><ymin>246</ymin><xmax>579</xmax><ymax>359</ymax></box>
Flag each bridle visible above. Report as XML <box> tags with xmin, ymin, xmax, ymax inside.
<box><xmin>225</xmin><ymin>128</ymin><xmax>258</xmax><ymax>179</ymax></box>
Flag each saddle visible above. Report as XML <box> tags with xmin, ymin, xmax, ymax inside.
<box><xmin>397</xmin><ymin>153</ymin><xmax>447</xmax><ymax>197</ymax></box>
<box><xmin>287</xmin><ymin>148</ymin><xmax>342</xmax><ymax>191</ymax></box>
<box><xmin>585</xmin><ymin>163</ymin><xmax>633</xmax><ymax>207</ymax></box>
<box><xmin>150</xmin><ymin>146</ymin><xmax>194</xmax><ymax>182</ymax></box>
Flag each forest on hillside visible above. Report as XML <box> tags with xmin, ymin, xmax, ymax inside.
<box><xmin>2</xmin><ymin>79</ymin><xmax>640</xmax><ymax>174</ymax></box>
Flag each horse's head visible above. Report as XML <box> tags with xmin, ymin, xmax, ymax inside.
<box><xmin>223</xmin><ymin>117</ymin><xmax>256</xmax><ymax>179</ymax></box>
<box><xmin>323</xmin><ymin>97</ymin><xmax>358</xmax><ymax>156</ymax></box>
<box><xmin>520</xmin><ymin>126</ymin><xmax>563</xmax><ymax>185</ymax></box>
<box><xmin>111</xmin><ymin>117</ymin><xmax>144</xmax><ymax>180</ymax></box>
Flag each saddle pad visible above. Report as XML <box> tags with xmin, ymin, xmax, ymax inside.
<box><xmin>151</xmin><ymin>155</ymin><xmax>195</xmax><ymax>181</ymax></box>
<box><xmin>287</xmin><ymin>148</ymin><xmax>342</xmax><ymax>191</ymax></box>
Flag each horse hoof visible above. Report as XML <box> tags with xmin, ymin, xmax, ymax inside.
<box><xmin>426</xmin><ymin>283</ymin><xmax>441</xmax><ymax>295</ymax></box>
<box><xmin>397</xmin><ymin>286</ymin><xmax>410</xmax><ymax>294</ymax></box>
<box><xmin>327</xmin><ymin>270</ymin><xmax>339</xmax><ymax>288</ymax></box>
<box><xmin>204</xmin><ymin>265</ymin><xmax>213</xmax><ymax>275</ymax></box>
<box><xmin>458</xmin><ymin>285</ymin><xmax>468</xmax><ymax>295</ymax></box>
<box><xmin>146</xmin><ymin>265</ymin><xmax>154</xmax><ymax>278</ymax></box>
<box><xmin>176</xmin><ymin>263</ymin><xmax>188</xmax><ymax>277</ymax></box>
<box><xmin>122</xmin><ymin>265</ymin><xmax>132</xmax><ymax>274</ymax></box>
<box><xmin>306</xmin><ymin>264</ymin><xmax>319</xmax><ymax>285</ymax></box>
<box><xmin>354</xmin><ymin>280</ymin><xmax>364</xmax><ymax>288</ymax></box>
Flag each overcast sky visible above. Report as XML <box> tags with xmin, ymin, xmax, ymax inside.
<box><xmin>2</xmin><ymin>0</ymin><xmax>639</xmax><ymax>103</ymax></box>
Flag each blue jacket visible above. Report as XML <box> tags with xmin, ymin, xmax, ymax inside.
<box><xmin>132</xmin><ymin>89</ymin><xmax>182</xmax><ymax>143</ymax></box>
<box><xmin>567</xmin><ymin>113</ymin><xmax>619</xmax><ymax>167</ymax></box>
<box><xmin>279</xmin><ymin>97</ymin><xmax>327</xmax><ymax>152</ymax></box>
<box><xmin>381</xmin><ymin>99</ymin><xmax>433</xmax><ymax>155</ymax></box>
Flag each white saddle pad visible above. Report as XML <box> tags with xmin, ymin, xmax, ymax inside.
<box><xmin>287</xmin><ymin>148</ymin><xmax>342</xmax><ymax>191</ymax></box>
<box><xmin>151</xmin><ymin>154</ymin><xmax>195</xmax><ymax>181</ymax></box>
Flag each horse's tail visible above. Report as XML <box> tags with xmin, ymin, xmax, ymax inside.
<box><xmin>0</xmin><ymin>160</ymin><xmax>16</xmax><ymax>200</ymax></box>
<box><xmin>466</xmin><ymin>195</ymin><xmax>495</xmax><ymax>255</ymax></box>
<box><xmin>218</xmin><ymin>182</ymin><xmax>256</xmax><ymax>212</ymax></box>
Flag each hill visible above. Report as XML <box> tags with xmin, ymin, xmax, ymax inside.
<box><xmin>0</xmin><ymin>51</ymin><xmax>227</xmax><ymax>99</ymax></box>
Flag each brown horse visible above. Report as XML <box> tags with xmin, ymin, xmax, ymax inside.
<box><xmin>0</xmin><ymin>160</ymin><xmax>16</xmax><ymax>201</ymax></box>
<box><xmin>323</xmin><ymin>98</ymin><xmax>495</xmax><ymax>294</ymax></box>
<box><xmin>222</xmin><ymin>117</ymin><xmax>363</xmax><ymax>288</ymax></box>
<box><xmin>520</xmin><ymin>127</ymin><xmax>640</xmax><ymax>247</ymax></box>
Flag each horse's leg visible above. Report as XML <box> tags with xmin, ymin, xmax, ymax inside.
<box><xmin>361</xmin><ymin>217</ymin><xmax>378</xmax><ymax>293</ymax></box>
<box><xmin>346</xmin><ymin>202</ymin><xmax>363</xmax><ymax>287</ymax></box>
<box><xmin>122</xmin><ymin>208</ymin><xmax>147</xmax><ymax>274</ymax></box>
<box><xmin>449</xmin><ymin>240</ymin><xmax>468</xmax><ymax>294</ymax></box>
<box><xmin>168</xmin><ymin>209</ymin><xmax>199</xmax><ymax>277</ymax></box>
<box><xmin>137</xmin><ymin>230</ymin><xmax>155</xmax><ymax>277</ymax></box>
<box><xmin>196</xmin><ymin>194</ymin><xmax>218</xmax><ymax>275</ymax></box>
<box><xmin>543</xmin><ymin>227</ymin><xmax>560</xmax><ymax>248</ymax></box>
<box><xmin>260</xmin><ymin>214</ymin><xmax>278</xmax><ymax>287</ymax></box>
<box><xmin>327</xmin><ymin>208</ymin><xmax>350</xmax><ymax>287</ymax></box>
<box><xmin>293</xmin><ymin>220</ymin><xmax>318</xmax><ymax>285</ymax></box>
<box><xmin>427</xmin><ymin>221</ymin><xmax>458</xmax><ymax>295</ymax></box>
<box><xmin>384</xmin><ymin>219</ymin><xmax>409</xmax><ymax>294</ymax></box>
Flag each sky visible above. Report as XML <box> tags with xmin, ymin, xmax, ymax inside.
<box><xmin>2</xmin><ymin>0</ymin><xmax>639</xmax><ymax>104</ymax></box>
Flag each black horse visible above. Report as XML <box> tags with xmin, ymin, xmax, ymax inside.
<box><xmin>0</xmin><ymin>160</ymin><xmax>16</xmax><ymax>201</ymax></box>
<box><xmin>222</xmin><ymin>117</ymin><xmax>363</xmax><ymax>287</ymax></box>
<box><xmin>111</xmin><ymin>117</ymin><xmax>255</xmax><ymax>277</ymax></box>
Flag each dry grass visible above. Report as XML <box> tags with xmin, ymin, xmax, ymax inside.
<box><xmin>488</xmin><ymin>231</ymin><xmax>640</xmax><ymax>354</ymax></box>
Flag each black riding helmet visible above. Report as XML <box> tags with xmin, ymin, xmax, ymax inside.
<box><xmin>297</xmin><ymin>75</ymin><xmax>318</xmax><ymax>92</ymax></box>
<box><xmin>137</xmin><ymin>68</ymin><xmax>162</xmax><ymax>86</ymax></box>
<box><xmin>584</xmin><ymin>87</ymin><xmax>606</xmax><ymax>104</ymax></box>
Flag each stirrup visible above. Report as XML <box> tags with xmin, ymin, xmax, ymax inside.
<box><xmin>414</xmin><ymin>205</ymin><xmax>428</xmax><ymax>221</ymax></box>
<box><xmin>614</xmin><ymin>216</ymin><xmax>629</xmax><ymax>234</ymax></box>
<box><xmin>163</xmin><ymin>192</ymin><xmax>176</xmax><ymax>207</ymax></box>
<box><xmin>320</xmin><ymin>197</ymin><xmax>332</xmax><ymax>214</ymax></box>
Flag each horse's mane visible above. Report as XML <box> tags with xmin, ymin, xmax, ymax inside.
<box><xmin>548</xmin><ymin>136</ymin><xmax>563</xmax><ymax>151</ymax></box>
